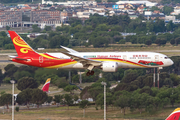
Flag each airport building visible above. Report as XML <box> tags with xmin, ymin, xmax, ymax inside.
<box><xmin>30</xmin><ymin>10</ymin><xmax>61</xmax><ymax>25</ymax></box>
<box><xmin>0</xmin><ymin>11</ymin><xmax>22</xmax><ymax>27</ymax></box>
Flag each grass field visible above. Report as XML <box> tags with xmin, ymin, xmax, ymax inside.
<box><xmin>0</xmin><ymin>105</ymin><xmax>176</xmax><ymax>120</ymax></box>
<box><xmin>0</xmin><ymin>83</ymin><xmax>178</xmax><ymax>120</ymax></box>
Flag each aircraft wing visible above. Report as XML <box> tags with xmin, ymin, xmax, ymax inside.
<box><xmin>61</xmin><ymin>46</ymin><xmax>79</xmax><ymax>53</ymax></box>
<box><xmin>61</xmin><ymin>52</ymin><xmax>102</xmax><ymax>67</ymax></box>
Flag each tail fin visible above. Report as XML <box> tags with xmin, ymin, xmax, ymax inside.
<box><xmin>166</xmin><ymin>108</ymin><xmax>180</xmax><ymax>120</ymax></box>
<box><xmin>42</xmin><ymin>78</ymin><xmax>51</xmax><ymax>92</ymax></box>
<box><xmin>8</xmin><ymin>31</ymin><xmax>38</xmax><ymax>56</ymax></box>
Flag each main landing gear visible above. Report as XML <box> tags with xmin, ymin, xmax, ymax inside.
<box><xmin>86</xmin><ymin>71</ymin><xmax>94</xmax><ymax>76</ymax></box>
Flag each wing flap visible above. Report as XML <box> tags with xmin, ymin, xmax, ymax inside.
<box><xmin>61</xmin><ymin>52</ymin><xmax>102</xmax><ymax>66</ymax></box>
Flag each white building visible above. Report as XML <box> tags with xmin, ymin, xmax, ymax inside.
<box><xmin>116</xmin><ymin>1</ymin><xmax>157</xmax><ymax>7</ymax></box>
<box><xmin>171</xmin><ymin>8</ymin><xmax>180</xmax><ymax>15</ymax></box>
<box><xmin>165</xmin><ymin>15</ymin><xmax>176</xmax><ymax>22</ymax></box>
<box><xmin>42</xmin><ymin>0</ymin><xmax>96</xmax><ymax>6</ymax></box>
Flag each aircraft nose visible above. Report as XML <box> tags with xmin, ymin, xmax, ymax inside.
<box><xmin>167</xmin><ymin>59</ymin><xmax>174</xmax><ymax>66</ymax></box>
<box><xmin>170</xmin><ymin>59</ymin><xmax>174</xmax><ymax>65</ymax></box>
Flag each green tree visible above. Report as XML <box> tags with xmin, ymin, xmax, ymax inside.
<box><xmin>13</xmin><ymin>71</ymin><xmax>32</xmax><ymax>81</ymax></box>
<box><xmin>88</xmin><ymin>86</ymin><xmax>103</xmax><ymax>101</ymax></box>
<box><xmin>145</xmin><ymin>40</ymin><xmax>152</xmax><ymax>46</ymax></box>
<box><xmin>73</xmin><ymin>95</ymin><xmax>79</xmax><ymax>104</ymax></box>
<box><xmin>55</xmin><ymin>77</ymin><xmax>68</xmax><ymax>88</ymax></box>
<box><xmin>4</xmin><ymin>64</ymin><xmax>18</xmax><ymax>78</ymax></box>
<box><xmin>163</xmin><ymin>78</ymin><xmax>173</xmax><ymax>87</ymax></box>
<box><xmin>0</xmin><ymin>31</ymin><xmax>7</xmax><ymax>37</ymax></box>
<box><xmin>166</xmin><ymin>21</ymin><xmax>174</xmax><ymax>31</ymax></box>
<box><xmin>6</xmin><ymin>26</ymin><xmax>10</xmax><ymax>30</ymax></box>
<box><xmin>163</xmin><ymin>6</ymin><xmax>174</xmax><ymax>15</ymax></box>
<box><xmin>49</xmin><ymin>35</ymin><xmax>69</xmax><ymax>48</ymax></box>
<box><xmin>80</xmin><ymin>86</ymin><xmax>92</xmax><ymax>100</ymax></box>
<box><xmin>32</xmin><ymin>24</ymin><xmax>41</xmax><ymax>32</ymax></box>
<box><xmin>54</xmin><ymin>95</ymin><xmax>63</xmax><ymax>106</ymax></box>
<box><xmin>46</xmin><ymin>96</ymin><xmax>53</xmax><ymax>105</ymax></box>
<box><xmin>2</xmin><ymin>77</ymin><xmax>11</xmax><ymax>83</ymax></box>
<box><xmin>130</xmin><ymin>91</ymin><xmax>149</xmax><ymax>114</ymax></box>
<box><xmin>64</xmin><ymin>85</ymin><xmax>78</xmax><ymax>94</ymax></box>
<box><xmin>155</xmin><ymin>38</ymin><xmax>167</xmax><ymax>46</ymax></box>
<box><xmin>115</xmin><ymin>94</ymin><xmax>130</xmax><ymax>115</ymax></box>
<box><xmin>169</xmin><ymin>88</ymin><xmax>179</xmax><ymax>107</ymax></box>
<box><xmin>79</xmin><ymin>100</ymin><xmax>90</xmax><ymax>118</ymax></box>
<box><xmin>44</xmin><ymin>26</ymin><xmax>52</xmax><ymax>31</ymax></box>
<box><xmin>90</xmin><ymin>36</ymin><xmax>109</xmax><ymax>48</ymax></box>
<box><xmin>34</xmin><ymin>68</ymin><xmax>58</xmax><ymax>84</ymax></box>
<box><xmin>0</xmin><ymin>93</ymin><xmax>12</xmax><ymax>109</ymax></box>
<box><xmin>16</xmin><ymin>88</ymin><xmax>33</xmax><ymax>109</ymax></box>
<box><xmin>170</xmin><ymin>73</ymin><xmax>180</xmax><ymax>86</ymax></box>
<box><xmin>96</xmin><ymin>92</ymin><xmax>113</xmax><ymax>110</ymax></box>
<box><xmin>151</xmin><ymin>6</ymin><xmax>161</xmax><ymax>12</ymax></box>
<box><xmin>170</xmin><ymin>38</ymin><xmax>175</xmax><ymax>45</ymax></box>
<box><xmin>121</xmin><ymin>72</ymin><xmax>138</xmax><ymax>83</ymax></box>
<box><xmin>64</xmin><ymin>94</ymin><xmax>73</xmax><ymax>110</ymax></box>
<box><xmin>31</xmin><ymin>89</ymin><xmax>48</xmax><ymax>108</ymax></box>
<box><xmin>17</xmin><ymin>77</ymin><xmax>39</xmax><ymax>91</ymax></box>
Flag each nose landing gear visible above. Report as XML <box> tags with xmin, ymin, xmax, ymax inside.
<box><xmin>86</xmin><ymin>71</ymin><xmax>94</xmax><ymax>76</ymax></box>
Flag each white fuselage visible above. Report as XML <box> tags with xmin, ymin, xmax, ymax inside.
<box><xmin>47</xmin><ymin>51</ymin><xmax>173</xmax><ymax>69</ymax></box>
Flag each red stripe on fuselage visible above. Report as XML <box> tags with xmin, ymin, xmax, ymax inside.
<box><xmin>12</xmin><ymin>54</ymin><xmax>75</xmax><ymax>68</ymax></box>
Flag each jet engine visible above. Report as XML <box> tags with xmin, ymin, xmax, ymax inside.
<box><xmin>101</xmin><ymin>62</ymin><xmax>118</xmax><ymax>72</ymax></box>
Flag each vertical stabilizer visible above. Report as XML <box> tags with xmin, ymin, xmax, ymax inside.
<box><xmin>8</xmin><ymin>31</ymin><xmax>38</xmax><ymax>56</ymax></box>
<box><xmin>166</xmin><ymin>108</ymin><xmax>180</xmax><ymax>120</ymax></box>
<box><xmin>42</xmin><ymin>78</ymin><xmax>51</xmax><ymax>92</ymax></box>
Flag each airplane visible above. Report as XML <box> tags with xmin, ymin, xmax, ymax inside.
<box><xmin>8</xmin><ymin>31</ymin><xmax>173</xmax><ymax>76</ymax></box>
<box><xmin>166</xmin><ymin>108</ymin><xmax>180</xmax><ymax>120</ymax></box>
<box><xmin>42</xmin><ymin>78</ymin><xmax>51</xmax><ymax>92</ymax></box>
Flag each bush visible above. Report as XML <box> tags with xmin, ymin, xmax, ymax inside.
<box><xmin>119</xmin><ymin>39</ymin><xmax>125</xmax><ymax>44</ymax></box>
<box><xmin>2</xmin><ymin>77</ymin><xmax>11</xmax><ymax>83</ymax></box>
<box><xmin>15</xmin><ymin>106</ymin><xmax>19</xmax><ymax>112</ymax></box>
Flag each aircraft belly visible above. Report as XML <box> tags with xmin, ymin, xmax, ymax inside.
<box><xmin>56</xmin><ymin>63</ymin><xmax>76</xmax><ymax>69</ymax></box>
<box><xmin>118</xmin><ymin>63</ymin><xmax>140</xmax><ymax>68</ymax></box>
<box><xmin>56</xmin><ymin>63</ymin><xmax>85</xmax><ymax>69</ymax></box>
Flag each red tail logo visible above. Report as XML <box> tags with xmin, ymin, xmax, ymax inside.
<box><xmin>166</xmin><ymin>108</ymin><xmax>180</xmax><ymax>120</ymax></box>
<box><xmin>42</xmin><ymin>78</ymin><xmax>51</xmax><ymax>92</ymax></box>
<box><xmin>8</xmin><ymin>31</ymin><xmax>37</xmax><ymax>56</ymax></box>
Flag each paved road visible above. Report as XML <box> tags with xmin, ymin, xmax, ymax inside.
<box><xmin>0</xmin><ymin>60</ymin><xmax>11</xmax><ymax>62</ymax></box>
<box><xmin>48</xmin><ymin>90</ymin><xmax>63</xmax><ymax>94</ymax></box>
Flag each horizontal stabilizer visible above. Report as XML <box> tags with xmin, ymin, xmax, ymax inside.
<box><xmin>9</xmin><ymin>56</ymin><xmax>29</xmax><ymax>61</ymax></box>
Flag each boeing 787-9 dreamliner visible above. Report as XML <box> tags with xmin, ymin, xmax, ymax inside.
<box><xmin>8</xmin><ymin>31</ymin><xmax>173</xmax><ymax>76</ymax></box>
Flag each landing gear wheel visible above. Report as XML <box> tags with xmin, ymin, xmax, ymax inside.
<box><xmin>86</xmin><ymin>71</ymin><xmax>91</xmax><ymax>76</ymax></box>
<box><xmin>90</xmin><ymin>71</ymin><xmax>94</xmax><ymax>75</ymax></box>
<box><xmin>86</xmin><ymin>71</ymin><xmax>94</xmax><ymax>76</ymax></box>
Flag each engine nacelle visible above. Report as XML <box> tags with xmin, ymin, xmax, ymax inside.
<box><xmin>102</xmin><ymin>62</ymin><xmax>118</xmax><ymax>72</ymax></box>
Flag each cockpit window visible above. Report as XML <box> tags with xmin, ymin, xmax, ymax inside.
<box><xmin>164</xmin><ymin>57</ymin><xmax>169</xmax><ymax>59</ymax></box>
